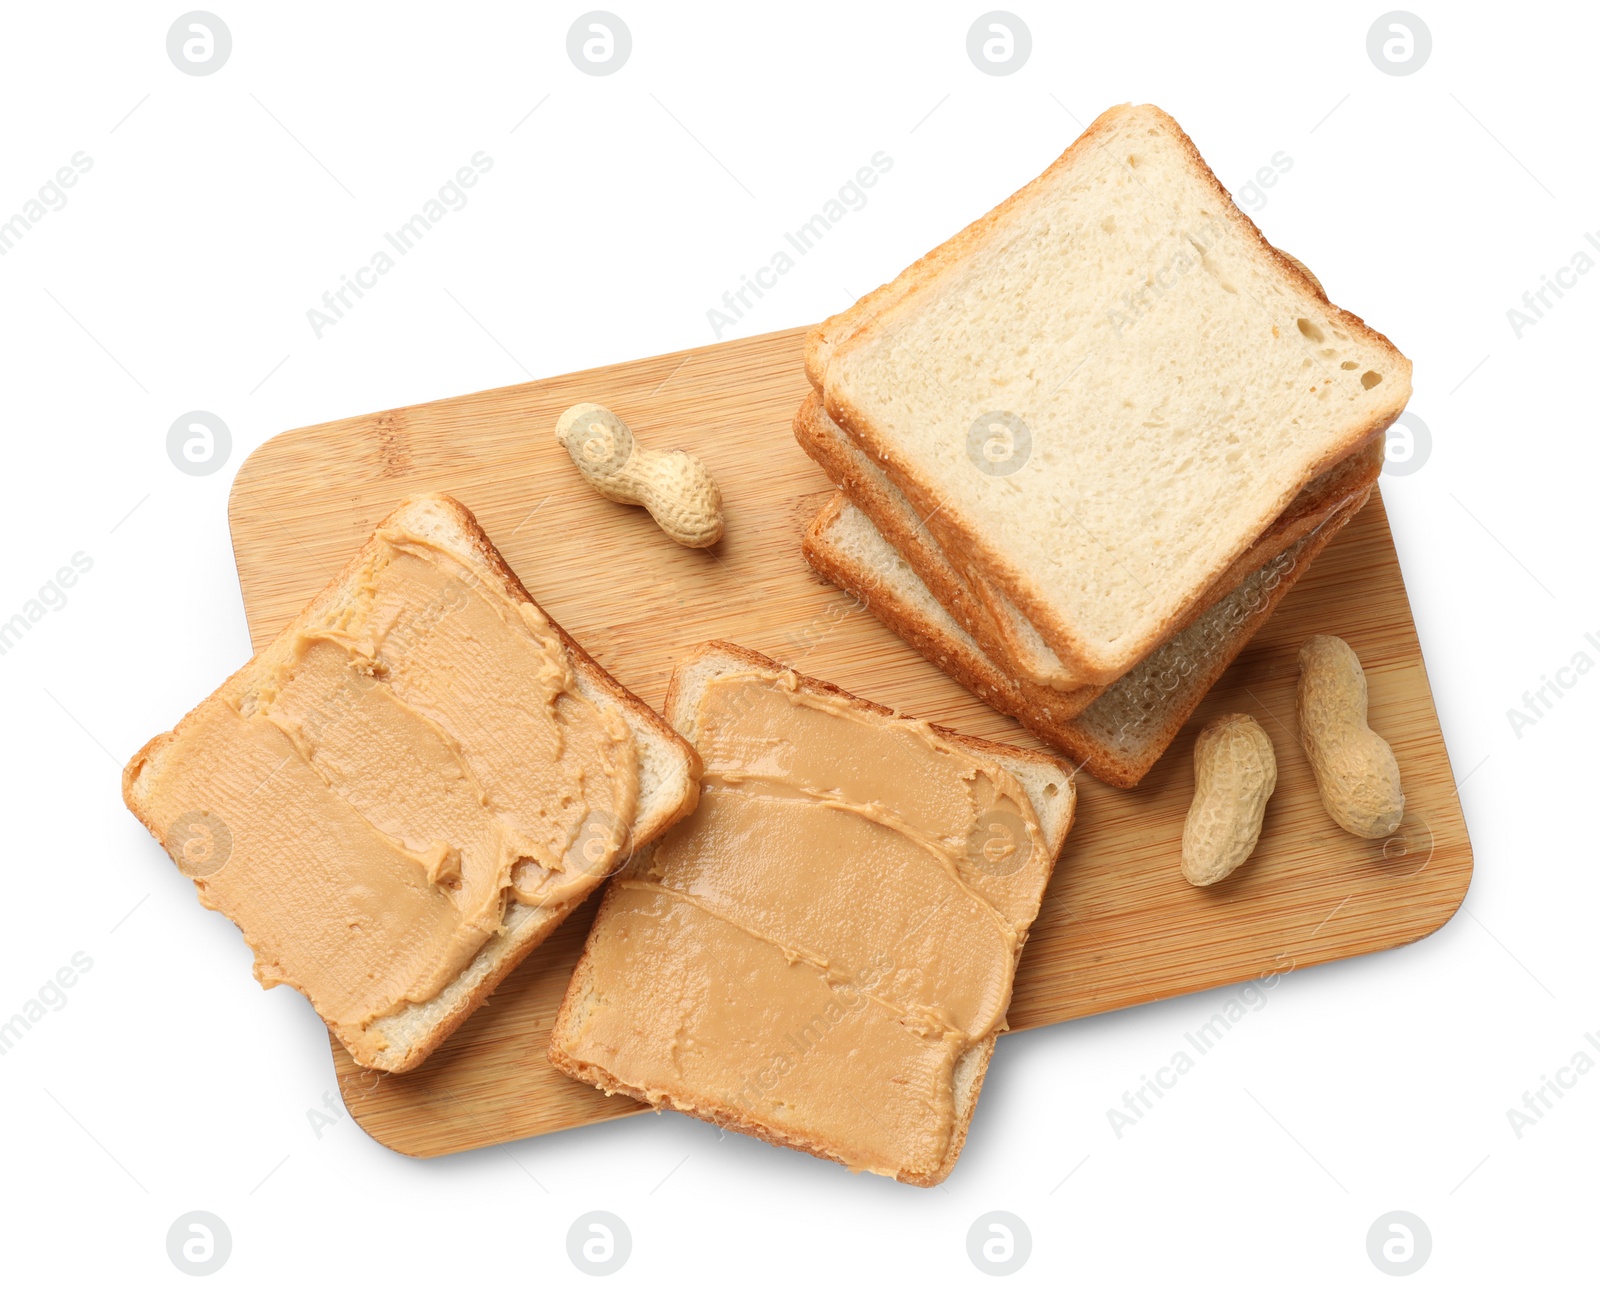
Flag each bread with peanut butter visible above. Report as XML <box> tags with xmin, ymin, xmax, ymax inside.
<box><xmin>549</xmin><ymin>642</ymin><xmax>1076</xmax><ymax>1186</ymax></box>
<box><xmin>122</xmin><ymin>494</ymin><xmax>700</xmax><ymax>1073</ymax></box>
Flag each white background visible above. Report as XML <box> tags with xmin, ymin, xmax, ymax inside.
<box><xmin>1</xmin><ymin>1</ymin><xmax>1593</xmax><ymax>1283</ymax></box>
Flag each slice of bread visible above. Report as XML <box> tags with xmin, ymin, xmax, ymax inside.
<box><xmin>815</xmin><ymin>103</ymin><xmax>1411</xmax><ymax>683</ymax></box>
<box><xmin>794</xmin><ymin>390</ymin><xmax>1382</xmax><ymax>695</ymax></box>
<box><xmin>803</xmin><ymin>488</ymin><xmax>1370</xmax><ymax>788</ymax></box>
<box><xmin>550</xmin><ymin>642</ymin><xmax>1076</xmax><ymax>1185</ymax></box>
<box><xmin>123</xmin><ymin>494</ymin><xmax>701</xmax><ymax>1073</ymax></box>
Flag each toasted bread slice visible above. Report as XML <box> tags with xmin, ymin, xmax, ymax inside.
<box><xmin>794</xmin><ymin>390</ymin><xmax>1382</xmax><ymax>694</ymax></box>
<box><xmin>803</xmin><ymin>489</ymin><xmax>1371</xmax><ymax>787</ymax></box>
<box><xmin>814</xmin><ymin>103</ymin><xmax>1410</xmax><ymax>682</ymax></box>
<box><xmin>123</xmin><ymin>494</ymin><xmax>701</xmax><ymax>1073</ymax></box>
<box><xmin>550</xmin><ymin>642</ymin><xmax>1076</xmax><ymax>1185</ymax></box>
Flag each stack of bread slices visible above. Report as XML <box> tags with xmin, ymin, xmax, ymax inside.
<box><xmin>798</xmin><ymin>103</ymin><xmax>1410</xmax><ymax>787</ymax></box>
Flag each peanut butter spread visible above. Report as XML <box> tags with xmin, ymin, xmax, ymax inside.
<box><xmin>139</xmin><ymin>524</ymin><xmax>637</xmax><ymax>1064</ymax></box>
<box><xmin>572</xmin><ymin>669</ymin><xmax>1055</xmax><ymax>1179</ymax></box>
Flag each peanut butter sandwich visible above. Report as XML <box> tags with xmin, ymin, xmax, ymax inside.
<box><xmin>550</xmin><ymin>642</ymin><xmax>1076</xmax><ymax>1185</ymax></box>
<box><xmin>123</xmin><ymin>494</ymin><xmax>700</xmax><ymax>1072</ymax></box>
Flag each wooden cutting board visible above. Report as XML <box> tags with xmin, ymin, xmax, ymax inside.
<box><xmin>228</xmin><ymin>325</ymin><xmax>1472</xmax><ymax>1158</ymax></box>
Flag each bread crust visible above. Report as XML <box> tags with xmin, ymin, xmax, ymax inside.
<box><xmin>548</xmin><ymin>1024</ymin><xmax>999</xmax><ymax>1188</ymax></box>
<box><xmin>803</xmin><ymin>489</ymin><xmax>1372</xmax><ymax>788</ymax></box>
<box><xmin>793</xmin><ymin>390</ymin><xmax>1102</xmax><ymax>704</ymax></box>
<box><xmin>122</xmin><ymin>493</ymin><xmax>701</xmax><ymax>1073</ymax></box>
<box><xmin>662</xmin><ymin>639</ymin><xmax>1078</xmax><ymax>779</ymax></box>
<box><xmin>1160</xmin><ymin>437</ymin><xmax>1384</xmax><ymax>631</ymax></box>
<box><xmin>816</xmin><ymin>103</ymin><xmax>1411</xmax><ymax>682</ymax></box>
<box><xmin>550</xmin><ymin>641</ymin><xmax>1074</xmax><ymax>1185</ymax></box>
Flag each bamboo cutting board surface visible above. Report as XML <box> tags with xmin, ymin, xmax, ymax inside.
<box><xmin>228</xmin><ymin>325</ymin><xmax>1472</xmax><ymax>1158</ymax></box>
